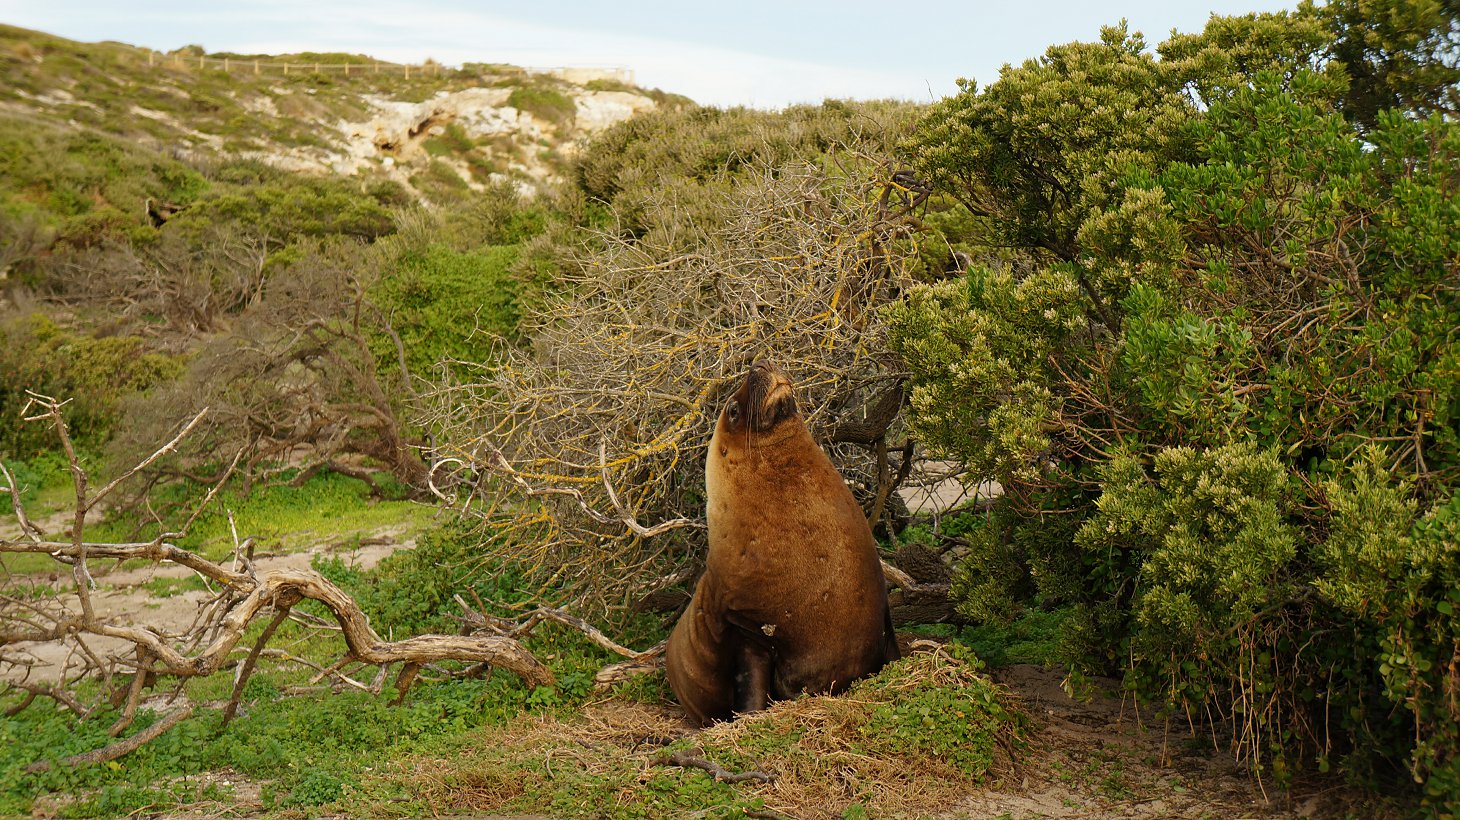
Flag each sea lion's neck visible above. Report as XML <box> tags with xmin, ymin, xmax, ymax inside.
<box><xmin>746</xmin><ymin>420</ymin><xmax>802</xmax><ymax>450</ymax></box>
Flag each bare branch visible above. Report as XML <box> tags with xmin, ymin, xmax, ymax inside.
<box><xmin>223</xmin><ymin>605</ymin><xmax>292</xmax><ymax>725</ymax></box>
<box><xmin>594</xmin><ymin>641</ymin><xmax>667</xmax><ymax>690</ymax></box>
<box><xmin>89</xmin><ymin>408</ymin><xmax>210</xmax><ymax>510</ymax></box>
<box><xmin>25</xmin><ymin>704</ymin><xmax>195</xmax><ymax>774</ymax></box>
<box><xmin>0</xmin><ymin>393</ymin><xmax>557</xmax><ymax>764</ymax></box>
<box><xmin>654</xmin><ymin>748</ymin><xmax>775</xmax><ymax>784</ymax></box>
<box><xmin>599</xmin><ymin>441</ymin><xmax>704</xmax><ymax>538</ymax></box>
<box><xmin>0</xmin><ymin>462</ymin><xmax>44</xmax><ymax>544</ymax></box>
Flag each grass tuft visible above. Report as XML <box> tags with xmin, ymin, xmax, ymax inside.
<box><xmin>356</xmin><ymin>643</ymin><xmax>1026</xmax><ymax>818</ymax></box>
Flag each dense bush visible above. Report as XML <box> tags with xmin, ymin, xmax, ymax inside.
<box><xmin>172</xmin><ymin>172</ymin><xmax>397</xmax><ymax>242</ymax></box>
<box><xmin>428</xmin><ymin>149</ymin><xmax>934</xmax><ymax>613</ymax></box>
<box><xmin>890</xmin><ymin>0</ymin><xmax>1460</xmax><ymax>806</ymax></box>
<box><xmin>0</xmin><ymin>115</ymin><xmax>206</xmax><ymax>258</ymax></box>
<box><xmin>370</xmin><ymin>243</ymin><xmax>520</xmax><ymax>375</ymax></box>
<box><xmin>315</xmin><ymin>523</ymin><xmax>521</xmax><ymax>635</ymax></box>
<box><xmin>572</xmin><ymin>101</ymin><xmax>919</xmax><ymax>244</ymax></box>
<box><xmin>0</xmin><ymin>313</ymin><xmax>182</xmax><ymax>457</ymax></box>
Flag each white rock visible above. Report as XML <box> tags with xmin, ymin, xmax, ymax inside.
<box><xmin>574</xmin><ymin>90</ymin><xmax>657</xmax><ymax>132</ymax></box>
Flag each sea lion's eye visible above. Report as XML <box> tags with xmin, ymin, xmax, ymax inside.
<box><xmin>727</xmin><ymin>402</ymin><xmax>740</xmax><ymax>423</ymax></box>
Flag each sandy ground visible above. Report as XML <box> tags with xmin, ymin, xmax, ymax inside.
<box><xmin>896</xmin><ymin>460</ymin><xmax>1001</xmax><ymax>516</ymax></box>
<box><xmin>947</xmin><ymin>665</ymin><xmax>1362</xmax><ymax>819</ymax></box>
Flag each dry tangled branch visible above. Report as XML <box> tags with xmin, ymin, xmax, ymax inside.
<box><xmin>0</xmin><ymin>392</ymin><xmax>553</xmax><ymax>770</ymax></box>
<box><xmin>421</xmin><ymin>154</ymin><xmax>938</xmax><ymax>612</ymax></box>
<box><xmin>104</xmin><ymin>238</ymin><xmax>429</xmax><ymax>508</ymax></box>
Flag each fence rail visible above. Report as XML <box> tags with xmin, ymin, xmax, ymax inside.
<box><xmin>145</xmin><ymin>51</ymin><xmax>444</xmax><ymax>77</ymax></box>
<box><xmin>140</xmin><ymin>51</ymin><xmax>635</xmax><ymax>85</ymax></box>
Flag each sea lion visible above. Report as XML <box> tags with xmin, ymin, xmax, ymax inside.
<box><xmin>666</xmin><ymin>361</ymin><xmax>899</xmax><ymax>727</ymax></box>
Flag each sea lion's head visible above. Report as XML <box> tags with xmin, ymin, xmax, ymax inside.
<box><xmin>717</xmin><ymin>361</ymin><xmax>799</xmax><ymax>444</ymax></box>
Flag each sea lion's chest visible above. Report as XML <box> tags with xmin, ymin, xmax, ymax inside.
<box><xmin>702</xmin><ymin>429</ymin><xmax>868</xmax><ymax>609</ymax></box>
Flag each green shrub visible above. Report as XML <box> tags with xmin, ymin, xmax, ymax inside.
<box><xmin>0</xmin><ymin>114</ymin><xmax>206</xmax><ymax>250</ymax></box>
<box><xmin>0</xmin><ymin>451</ymin><xmax>68</xmax><ymax>507</ymax></box>
<box><xmin>408</xmin><ymin>159</ymin><xmax>471</xmax><ymax>205</ymax></box>
<box><xmin>572</xmin><ymin>100</ymin><xmax>917</xmax><ymax>242</ymax></box>
<box><xmin>890</xmin><ymin>3</ymin><xmax>1460</xmax><ymax>805</ymax></box>
<box><xmin>423</xmin><ymin>122</ymin><xmax>476</xmax><ymax>157</ymax></box>
<box><xmin>957</xmin><ymin>607</ymin><xmax>1070</xmax><ymax>668</ymax></box>
<box><xmin>0</xmin><ymin>313</ymin><xmax>182</xmax><ymax>457</ymax></box>
<box><xmin>1077</xmin><ymin>444</ymin><xmax>1296</xmax><ymax>655</ymax></box>
<box><xmin>1316</xmin><ymin>458</ymin><xmax>1460</xmax><ymax>804</ymax></box>
<box><xmin>173</xmin><ymin>174</ymin><xmax>395</xmax><ymax>241</ymax></box>
<box><xmin>370</xmin><ymin>242</ymin><xmax>520</xmax><ymax>375</ymax></box>
<box><xmin>315</xmin><ymin>521</ymin><xmax>532</xmax><ymax>635</ymax></box>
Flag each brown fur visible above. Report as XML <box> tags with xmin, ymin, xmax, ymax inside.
<box><xmin>666</xmin><ymin>362</ymin><xmax>899</xmax><ymax>727</ymax></box>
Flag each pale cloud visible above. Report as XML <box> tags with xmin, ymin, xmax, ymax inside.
<box><xmin>0</xmin><ymin>0</ymin><xmax>1302</xmax><ymax>108</ymax></box>
<box><xmin>199</xmin><ymin>5</ymin><xmax>929</xmax><ymax>107</ymax></box>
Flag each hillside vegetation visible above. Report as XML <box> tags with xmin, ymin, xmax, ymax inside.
<box><xmin>0</xmin><ymin>1</ymin><xmax>1456</xmax><ymax>816</ymax></box>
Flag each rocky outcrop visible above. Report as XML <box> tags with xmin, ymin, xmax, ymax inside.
<box><xmin>322</xmin><ymin>85</ymin><xmax>656</xmax><ymax>194</ymax></box>
<box><xmin>573</xmin><ymin>90</ymin><xmax>656</xmax><ymax>132</ymax></box>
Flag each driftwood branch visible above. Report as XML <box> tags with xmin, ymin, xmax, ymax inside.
<box><xmin>108</xmin><ymin>648</ymin><xmax>153</xmax><ymax>737</ymax></box>
<box><xmin>594</xmin><ymin>641</ymin><xmax>668</xmax><ymax>690</ymax></box>
<box><xmin>654</xmin><ymin>747</ymin><xmax>776</xmax><ymax>784</ymax></box>
<box><xmin>881</xmin><ymin>555</ymin><xmax>961</xmax><ymax>627</ymax></box>
<box><xmin>25</xmin><ymin>704</ymin><xmax>195</xmax><ymax>774</ymax></box>
<box><xmin>452</xmin><ymin>597</ymin><xmax>668</xmax><ymax>690</ymax></box>
<box><xmin>828</xmin><ymin>382</ymin><xmax>906</xmax><ymax>445</ymax></box>
<box><xmin>222</xmin><ymin>605</ymin><xmax>293</xmax><ymax>725</ymax></box>
<box><xmin>880</xmin><ymin>559</ymin><xmax>917</xmax><ymax>591</ymax></box>
<box><xmin>0</xmin><ymin>547</ymin><xmax>558</xmax><ymax>700</ymax></box>
<box><xmin>0</xmin><ymin>393</ymin><xmax>558</xmax><ymax>769</ymax></box>
<box><xmin>515</xmin><ymin>606</ymin><xmax>641</xmax><ymax>659</ymax></box>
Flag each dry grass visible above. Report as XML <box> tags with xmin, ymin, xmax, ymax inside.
<box><xmin>361</xmin><ymin>645</ymin><xmax>1024</xmax><ymax>818</ymax></box>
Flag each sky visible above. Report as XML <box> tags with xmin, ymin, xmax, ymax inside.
<box><xmin>0</xmin><ymin>1</ymin><xmax>1301</xmax><ymax>108</ymax></box>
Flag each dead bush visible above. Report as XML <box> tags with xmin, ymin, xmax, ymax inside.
<box><xmin>421</xmin><ymin>154</ymin><xmax>936</xmax><ymax>614</ymax></box>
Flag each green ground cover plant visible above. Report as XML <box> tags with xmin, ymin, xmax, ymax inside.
<box><xmin>89</xmin><ymin>470</ymin><xmax>429</xmax><ymax>557</ymax></box>
<box><xmin>0</xmin><ymin>519</ymin><xmax>612</xmax><ymax>817</ymax></box>
<box><xmin>507</xmin><ymin>84</ymin><xmax>577</xmax><ymax>128</ymax></box>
